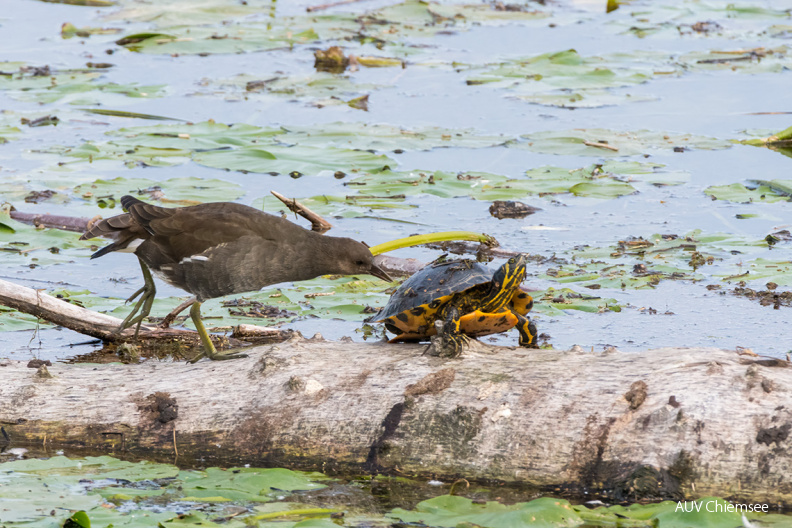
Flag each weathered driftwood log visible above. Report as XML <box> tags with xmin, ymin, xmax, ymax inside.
<box><xmin>0</xmin><ymin>279</ymin><xmax>289</xmax><ymax>349</ymax></box>
<box><xmin>0</xmin><ymin>337</ymin><xmax>790</xmax><ymax>505</ymax></box>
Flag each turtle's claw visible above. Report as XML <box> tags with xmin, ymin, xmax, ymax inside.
<box><xmin>427</xmin><ymin>319</ymin><xmax>469</xmax><ymax>358</ymax></box>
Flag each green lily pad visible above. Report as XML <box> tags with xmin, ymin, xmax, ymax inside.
<box><xmin>0</xmin><ymin>124</ymin><xmax>22</xmax><ymax>143</ymax></box>
<box><xmin>427</xmin><ymin>2</ymin><xmax>550</xmax><ymax>24</ymax></box>
<box><xmin>214</xmin><ymin>72</ymin><xmax>385</xmax><ymax>105</ymax></box>
<box><xmin>197</xmin><ymin>275</ymin><xmax>391</xmax><ymax>326</ymax></box>
<box><xmin>720</xmin><ymin>258</ymin><xmax>792</xmax><ymax>286</ymax></box>
<box><xmin>608</xmin><ymin>2</ymin><xmax>792</xmax><ymax>40</ymax></box>
<box><xmin>530</xmin><ymin>287</ymin><xmax>621</xmax><ymax>316</ymax></box>
<box><xmin>514</xmin><ymin>90</ymin><xmax>657</xmax><ymax>109</ymax></box>
<box><xmin>52</xmin><ymin>121</ymin><xmax>396</xmax><ymax>175</ymax></box>
<box><xmin>679</xmin><ymin>48</ymin><xmax>791</xmax><ymax>74</ymax></box>
<box><xmin>179</xmin><ymin>467</ymin><xmax>327</xmax><ymax>502</ymax></box>
<box><xmin>0</xmin><ymin>64</ymin><xmax>164</xmax><ymax>105</ymax></box>
<box><xmin>345</xmin><ymin>162</ymin><xmax>676</xmax><ymax>201</ymax></box>
<box><xmin>469</xmin><ymin>49</ymin><xmax>652</xmax><ymax>86</ymax></box>
<box><xmin>514</xmin><ymin>128</ymin><xmax>731</xmax><ymax>157</ymax></box>
<box><xmin>0</xmin><ymin>455</ymin><xmax>179</xmax><ymax>480</ymax></box>
<box><xmin>278</xmin><ymin>122</ymin><xmax>511</xmax><ymax>151</ymax></box>
<box><xmin>583</xmin><ymin>497</ymin><xmax>790</xmax><ymax>528</ymax></box>
<box><xmin>542</xmin><ymin>261</ymin><xmax>700</xmax><ymax>291</ymax></box>
<box><xmin>192</xmin><ymin>144</ymin><xmax>394</xmax><ymax>176</ymax></box>
<box><xmin>0</xmin><ymin>306</ymin><xmax>46</xmax><ymax>331</ymax></box>
<box><xmin>388</xmin><ymin>495</ymin><xmax>583</xmax><ymax>528</ymax></box>
<box><xmin>0</xmin><ymin>455</ymin><xmax>335</xmax><ymax>527</ymax></box>
<box><xmin>73</xmin><ymin>176</ymin><xmax>245</xmax><ymax>204</ymax></box>
<box><xmin>704</xmin><ymin>182</ymin><xmax>792</xmax><ymax>203</ymax></box>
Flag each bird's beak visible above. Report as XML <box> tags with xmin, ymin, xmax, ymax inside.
<box><xmin>369</xmin><ymin>261</ymin><xmax>393</xmax><ymax>283</ymax></box>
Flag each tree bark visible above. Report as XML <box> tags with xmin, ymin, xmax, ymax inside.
<box><xmin>0</xmin><ymin>337</ymin><xmax>790</xmax><ymax>505</ymax></box>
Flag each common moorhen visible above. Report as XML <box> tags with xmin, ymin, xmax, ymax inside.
<box><xmin>81</xmin><ymin>195</ymin><xmax>392</xmax><ymax>361</ymax></box>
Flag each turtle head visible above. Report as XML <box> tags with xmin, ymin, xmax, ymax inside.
<box><xmin>488</xmin><ymin>254</ymin><xmax>527</xmax><ymax>308</ymax></box>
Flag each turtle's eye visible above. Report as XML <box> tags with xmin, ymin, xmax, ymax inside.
<box><xmin>508</xmin><ymin>258</ymin><xmax>515</xmax><ymax>264</ymax></box>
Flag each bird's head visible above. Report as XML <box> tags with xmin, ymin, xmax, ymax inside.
<box><xmin>332</xmin><ymin>238</ymin><xmax>393</xmax><ymax>283</ymax></box>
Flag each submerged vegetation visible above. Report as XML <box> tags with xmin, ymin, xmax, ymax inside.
<box><xmin>1</xmin><ymin>454</ymin><xmax>790</xmax><ymax>528</ymax></box>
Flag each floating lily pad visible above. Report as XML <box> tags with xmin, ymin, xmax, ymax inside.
<box><xmin>0</xmin><ymin>64</ymin><xmax>164</xmax><ymax>105</ymax></box>
<box><xmin>388</xmin><ymin>495</ymin><xmax>584</xmax><ymax>528</ymax></box>
<box><xmin>198</xmin><ymin>275</ymin><xmax>391</xmax><ymax>326</ymax></box>
<box><xmin>0</xmin><ymin>306</ymin><xmax>46</xmax><ymax>331</ymax></box>
<box><xmin>73</xmin><ymin>176</ymin><xmax>245</xmax><ymax>204</ymax></box>
<box><xmin>581</xmin><ymin>497</ymin><xmax>792</xmax><ymax>528</ymax></box>
<box><xmin>679</xmin><ymin>47</ymin><xmax>791</xmax><ymax>74</ymax></box>
<box><xmin>215</xmin><ymin>72</ymin><xmax>385</xmax><ymax>105</ymax></box>
<box><xmin>514</xmin><ymin>90</ymin><xmax>657</xmax><ymax>109</ymax></box>
<box><xmin>344</xmin><ymin>162</ymin><xmax>682</xmax><ymax>201</ymax></box>
<box><xmin>0</xmin><ymin>455</ymin><xmax>331</xmax><ymax>528</ymax></box>
<box><xmin>53</xmin><ymin>121</ymin><xmax>397</xmax><ymax>175</ymax></box>
<box><xmin>179</xmin><ymin>467</ymin><xmax>327</xmax><ymax>502</ymax></box>
<box><xmin>514</xmin><ymin>129</ymin><xmax>731</xmax><ymax>156</ymax></box>
<box><xmin>542</xmin><ymin>260</ymin><xmax>700</xmax><ymax>290</ymax></box>
<box><xmin>607</xmin><ymin>2</ymin><xmax>792</xmax><ymax>40</ymax></box>
<box><xmin>1</xmin><ymin>454</ymin><xmax>179</xmax><ymax>480</ymax></box>
<box><xmin>0</xmin><ymin>124</ymin><xmax>22</xmax><ymax>143</ymax></box>
<box><xmin>278</xmin><ymin>122</ymin><xmax>511</xmax><ymax>151</ymax></box>
<box><xmin>530</xmin><ymin>287</ymin><xmax>621</xmax><ymax>316</ymax></box>
<box><xmin>117</xmin><ymin>27</ymin><xmax>321</xmax><ymax>55</ymax></box>
<box><xmin>193</xmin><ymin>144</ymin><xmax>394</xmax><ymax>176</ymax></box>
<box><xmin>61</xmin><ymin>22</ymin><xmax>122</xmax><ymax>38</ymax></box>
<box><xmin>720</xmin><ymin>258</ymin><xmax>792</xmax><ymax>286</ymax></box>
<box><xmin>704</xmin><ymin>182</ymin><xmax>792</xmax><ymax>203</ymax></box>
<box><xmin>469</xmin><ymin>49</ymin><xmax>652</xmax><ymax>89</ymax></box>
<box><xmin>109</xmin><ymin>0</ymin><xmax>549</xmax><ymax>57</ymax></box>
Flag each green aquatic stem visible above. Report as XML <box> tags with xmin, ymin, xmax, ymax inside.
<box><xmin>250</xmin><ymin>507</ymin><xmax>338</xmax><ymax>520</ymax></box>
<box><xmin>369</xmin><ymin>231</ymin><xmax>497</xmax><ymax>256</ymax></box>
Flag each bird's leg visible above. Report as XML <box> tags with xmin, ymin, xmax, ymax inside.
<box><xmin>187</xmin><ymin>301</ymin><xmax>248</xmax><ymax>363</ymax></box>
<box><xmin>117</xmin><ymin>259</ymin><xmax>157</xmax><ymax>338</ymax></box>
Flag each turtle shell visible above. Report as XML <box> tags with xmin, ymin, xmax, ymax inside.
<box><xmin>374</xmin><ymin>259</ymin><xmax>494</xmax><ymax>336</ymax></box>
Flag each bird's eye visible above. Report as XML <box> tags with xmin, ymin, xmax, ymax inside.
<box><xmin>355</xmin><ymin>260</ymin><xmax>365</xmax><ymax>266</ymax></box>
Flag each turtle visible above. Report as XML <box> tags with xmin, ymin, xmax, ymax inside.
<box><xmin>371</xmin><ymin>255</ymin><xmax>537</xmax><ymax>357</ymax></box>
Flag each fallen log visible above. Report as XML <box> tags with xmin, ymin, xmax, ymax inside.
<box><xmin>0</xmin><ymin>337</ymin><xmax>789</xmax><ymax>505</ymax></box>
<box><xmin>0</xmin><ymin>278</ymin><xmax>290</xmax><ymax>352</ymax></box>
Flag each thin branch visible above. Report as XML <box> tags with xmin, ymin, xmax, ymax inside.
<box><xmin>9</xmin><ymin>210</ymin><xmax>94</xmax><ymax>233</ymax></box>
<box><xmin>270</xmin><ymin>191</ymin><xmax>333</xmax><ymax>233</ymax></box>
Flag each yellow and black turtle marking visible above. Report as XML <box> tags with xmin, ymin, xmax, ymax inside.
<box><xmin>373</xmin><ymin>255</ymin><xmax>537</xmax><ymax>354</ymax></box>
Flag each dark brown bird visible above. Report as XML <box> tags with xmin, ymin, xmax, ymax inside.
<box><xmin>81</xmin><ymin>195</ymin><xmax>392</xmax><ymax>361</ymax></box>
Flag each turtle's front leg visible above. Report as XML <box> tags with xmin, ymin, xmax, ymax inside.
<box><xmin>514</xmin><ymin>312</ymin><xmax>538</xmax><ymax>348</ymax></box>
<box><xmin>427</xmin><ymin>305</ymin><xmax>469</xmax><ymax>358</ymax></box>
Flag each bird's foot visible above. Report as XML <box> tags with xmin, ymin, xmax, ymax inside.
<box><xmin>187</xmin><ymin>301</ymin><xmax>248</xmax><ymax>363</ymax></box>
<box><xmin>114</xmin><ymin>260</ymin><xmax>157</xmax><ymax>339</ymax></box>
<box><xmin>116</xmin><ymin>284</ymin><xmax>156</xmax><ymax>338</ymax></box>
<box><xmin>188</xmin><ymin>349</ymin><xmax>249</xmax><ymax>363</ymax></box>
